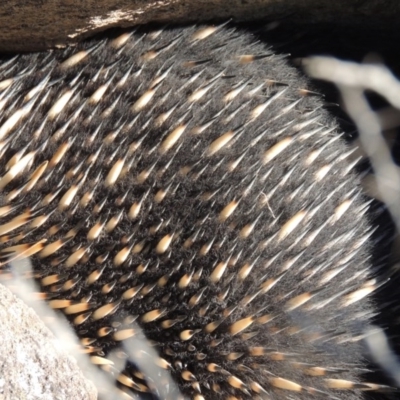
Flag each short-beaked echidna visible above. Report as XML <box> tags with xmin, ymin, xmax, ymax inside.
<box><xmin>0</xmin><ymin>23</ymin><xmax>384</xmax><ymax>399</ymax></box>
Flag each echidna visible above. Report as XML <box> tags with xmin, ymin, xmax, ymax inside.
<box><xmin>0</xmin><ymin>23</ymin><xmax>384</xmax><ymax>399</ymax></box>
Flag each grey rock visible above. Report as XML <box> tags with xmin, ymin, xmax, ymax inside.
<box><xmin>0</xmin><ymin>283</ymin><xmax>97</xmax><ymax>400</ymax></box>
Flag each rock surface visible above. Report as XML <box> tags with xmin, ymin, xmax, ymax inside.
<box><xmin>0</xmin><ymin>0</ymin><xmax>399</xmax><ymax>52</ymax></box>
<box><xmin>0</xmin><ymin>283</ymin><xmax>97</xmax><ymax>400</ymax></box>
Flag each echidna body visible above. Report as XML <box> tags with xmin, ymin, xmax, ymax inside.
<box><xmin>0</xmin><ymin>24</ymin><xmax>379</xmax><ymax>399</ymax></box>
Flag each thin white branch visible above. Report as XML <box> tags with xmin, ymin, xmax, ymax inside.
<box><xmin>305</xmin><ymin>56</ymin><xmax>400</xmax><ymax>233</ymax></box>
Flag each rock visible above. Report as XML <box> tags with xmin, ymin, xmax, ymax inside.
<box><xmin>0</xmin><ymin>0</ymin><xmax>398</xmax><ymax>52</ymax></box>
<box><xmin>0</xmin><ymin>283</ymin><xmax>97</xmax><ymax>400</ymax></box>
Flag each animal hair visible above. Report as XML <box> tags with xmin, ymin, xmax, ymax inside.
<box><xmin>0</xmin><ymin>23</ymin><xmax>383</xmax><ymax>399</ymax></box>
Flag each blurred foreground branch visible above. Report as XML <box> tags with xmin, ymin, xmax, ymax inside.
<box><xmin>305</xmin><ymin>57</ymin><xmax>400</xmax><ymax>234</ymax></box>
<box><xmin>305</xmin><ymin>56</ymin><xmax>400</xmax><ymax>388</ymax></box>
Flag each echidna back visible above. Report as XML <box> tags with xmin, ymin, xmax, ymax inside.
<box><xmin>0</xmin><ymin>24</ymin><xmax>378</xmax><ymax>399</ymax></box>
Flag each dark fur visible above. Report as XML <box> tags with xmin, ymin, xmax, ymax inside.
<box><xmin>0</xmin><ymin>24</ymin><xmax>376</xmax><ymax>399</ymax></box>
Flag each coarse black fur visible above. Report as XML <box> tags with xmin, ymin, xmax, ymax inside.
<box><xmin>0</xmin><ymin>24</ymin><xmax>381</xmax><ymax>399</ymax></box>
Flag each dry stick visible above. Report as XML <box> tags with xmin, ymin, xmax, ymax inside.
<box><xmin>365</xmin><ymin>325</ymin><xmax>400</xmax><ymax>387</ymax></box>
<box><xmin>304</xmin><ymin>57</ymin><xmax>400</xmax><ymax>233</ymax></box>
<box><xmin>340</xmin><ymin>86</ymin><xmax>400</xmax><ymax>233</ymax></box>
<box><xmin>122</xmin><ymin>326</ymin><xmax>184</xmax><ymax>400</ymax></box>
<box><xmin>305</xmin><ymin>56</ymin><xmax>400</xmax><ymax>387</ymax></box>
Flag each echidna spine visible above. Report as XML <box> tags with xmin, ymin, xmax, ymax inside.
<box><xmin>0</xmin><ymin>23</ymin><xmax>382</xmax><ymax>399</ymax></box>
